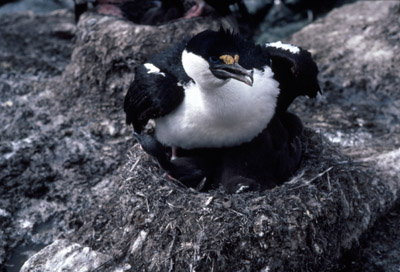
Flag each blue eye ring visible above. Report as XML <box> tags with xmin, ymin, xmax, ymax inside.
<box><xmin>209</xmin><ymin>56</ymin><xmax>220</xmax><ymax>64</ymax></box>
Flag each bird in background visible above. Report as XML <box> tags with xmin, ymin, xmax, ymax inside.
<box><xmin>73</xmin><ymin>0</ymin><xmax>247</xmax><ymax>30</ymax></box>
<box><xmin>124</xmin><ymin>29</ymin><xmax>320</xmax><ymax>193</ymax></box>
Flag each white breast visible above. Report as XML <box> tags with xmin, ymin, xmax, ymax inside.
<box><xmin>155</xmin><ymin>67</ymin><xmax>279</xmax><ymax>149</ymax></box>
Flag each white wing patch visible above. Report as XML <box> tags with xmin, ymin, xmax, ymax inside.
<box><xmin>144</xmin><ymin>63</ymin><xmax>166</xmax><ymax>77</ymax></box>
<box><xmin>266</xmin><ymin>41</ymin><xmax>300</xmax><ymax>54</ymax></box>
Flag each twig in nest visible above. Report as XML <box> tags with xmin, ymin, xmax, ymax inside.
<box><xmin>196</xmin><ymin>177</ymin><xmax>207</xmax><ymax>191</ymax></box>
<box><xmin>130</xmin><ymin>154</ymin><xmax>143</xmax><ymax>172</ymax></box>
<box><xmin>288</xmin><ymin>166</ymin><xmax>334</xmax><ymax>190</ymax></box>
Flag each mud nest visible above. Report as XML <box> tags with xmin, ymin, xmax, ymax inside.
<box><xmin>68</xmin><ymin>127</ymin><xmax>395</xmax><ymax>272</ymax></box>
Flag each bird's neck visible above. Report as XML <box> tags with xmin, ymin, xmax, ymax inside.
<box><xmin>196</xmin><ymin>81</ymin><xmax>241</xmax><ymax>114</ymax></box>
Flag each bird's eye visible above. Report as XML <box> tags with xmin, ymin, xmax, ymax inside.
<box><xmin>209</xmin><ymin>56</ymin><xmax>220</xmax><ymax>64</ymax></box>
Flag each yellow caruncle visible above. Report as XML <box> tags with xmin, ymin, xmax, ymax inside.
<box><xmin>219</xmin><ymin>54</ymin><xmax>240</xmax><ymax>65</ymax></box>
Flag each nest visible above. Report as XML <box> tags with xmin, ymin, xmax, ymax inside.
<box><xmin>70</xmin><ymin>128</ymin><xmax>397</xmax><ymax>271</ymax></box>
<box><xmin>62</xmin><ymin>6</ymin><xmax>400</xmax><ymax>271</ymax></box>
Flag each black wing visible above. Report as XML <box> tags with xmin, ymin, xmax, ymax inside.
<box><xmin>264</xmin><ymin>43</ymin><xmax>320</xmax><ymax>113</ymax></box>
<box><xmin>124</xmin><ymin>39</ymin><xmax>192</xmax><ymax>133</ymax></box>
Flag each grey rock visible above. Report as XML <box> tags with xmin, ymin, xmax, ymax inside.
<box><xmin>0</xmin><ymin>0</ymin><xmax>73</xmax><ymax>15</ymax></box>
<box><xmin>288</xmin><ymin>2</ymin><xmax>400</xmax><ymax>270</ymax></box>
<box><xmin>20</xmin><ymin>239</ymin><xmax>111</xmax><ymax>272</ymax></box>
<box><xmin>0</xmin><ymin>9</ymin><xmax>77</xmax><ymax>271</ymax></box>
<box><xmin>289</xmin><ymin>1</ymin><xmax>400</xmax><ymax>157</ymax></box>
<box><xmin>254</xmin><ymin>0</ymin><xmax>357</xmax><ymax>43</ymax></box>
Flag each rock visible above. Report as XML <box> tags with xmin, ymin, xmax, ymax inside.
<box><xmin>339</xmin><ymin>200</ymin><xmax>400</xmax><ymax>272</ymax></box>
<box><xmin>0</xmin><ymin>0</ymin><xmax>73</xmax><ymax>15</ymax></box>
<box><xmin>288</xmin><ymin>1</ymin><xmax>400</xmax><ymax>270</ymax></box>
<box><xmin>289</xmin><ymin>1</ymin><xmax>400</xmax><ymax>157</ymax></box>
<box><xmin>20</xmin><ymin>239</ymin><xmax>111</xmax><ymax>272</ymax></box>
<box><xmin>254</xmin><ymin>0</ymin><xmax>357</xmax><ymax>43</ymax></box>
<box><xmin>0</xmin><ymin>9</ymin><xmax>77</xmax><ymax>271</ymax></box>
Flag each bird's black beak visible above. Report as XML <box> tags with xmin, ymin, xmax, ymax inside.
<box><xmin>211</xmin><ymin>63</ymin><xmax>254</xmax><ymax>86</ymax></box>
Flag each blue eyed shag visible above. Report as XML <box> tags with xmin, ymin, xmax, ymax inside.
<box><xmin>124</xmin><ymin>29</ymin><xmax>320</xmax><ymax>193</ymax></box>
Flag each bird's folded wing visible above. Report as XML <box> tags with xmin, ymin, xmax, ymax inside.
<box><xmin>124</xmin><ymin>38</ymin><xmax>192</xmax><ymax>132</ymax></box>
<box><xmin>124</xmin><ymin>64</ymin><xmax>185</xmax><ymax>133</ymax></box>
<box><xmin>264</xmin><ymin>42</ymin><xmax>321</xmax><ymax>113</ymax></box>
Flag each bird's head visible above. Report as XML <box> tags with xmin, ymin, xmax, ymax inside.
<box><xmin>182</xmin><ymin>29</ymin><xmax>254</xmax><ymax>90</ymax></box>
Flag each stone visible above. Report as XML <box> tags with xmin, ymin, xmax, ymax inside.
<box><xmin>20</xmin><ymin>239</ymin><xmax>110</xmax><ymax>272</ymax></box>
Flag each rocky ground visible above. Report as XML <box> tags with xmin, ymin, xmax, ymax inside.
<box><xmin>0</xmin><ymin>0</ymin><xmax>72</xmax><ymax>15</ymax></box>
<box><xmin>288</xmin><ymin>2</ymin><xmax>400</xmax><ymax>271</ymax></box>
<box><xmin>0</xmin><ymin>9</ymin><xmax>129</xmax><ymax>272</ymax></box>
<box><xmin>0</xmin><ymin>1</ymin><xmax>399</xmax><ymax>272</ymax></box>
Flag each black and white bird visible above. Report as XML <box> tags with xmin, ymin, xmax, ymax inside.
<box><xmin>124</xmin><ymin>29</ymin><xmax>320</xmax><ymax>193</ymax></box>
